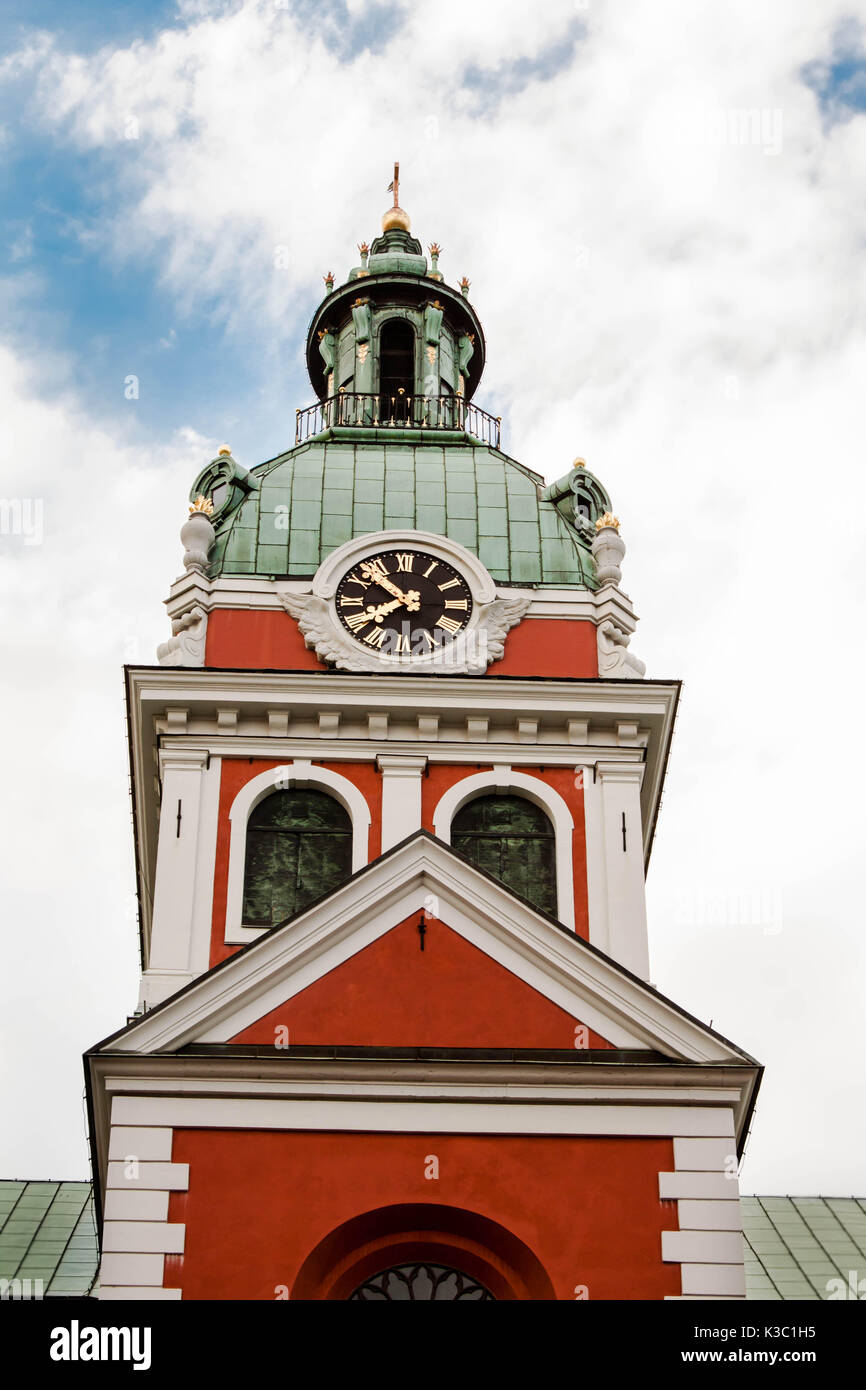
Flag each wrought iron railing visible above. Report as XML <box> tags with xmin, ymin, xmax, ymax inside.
<box><xmin>295</xmin><ymin>391</ymin><xmax>501</xmax><ymax>448</ymax></box>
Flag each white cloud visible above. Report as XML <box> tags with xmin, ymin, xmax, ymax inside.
<box><xmin>2</xmin><ymin>0</ymin><xmax>866</xmax><ymax>1188</ymax></box>
<box><xmin>0</xmin><ymin>343</ymin><xmax>215</xmax><ymax>1177</ymax></box>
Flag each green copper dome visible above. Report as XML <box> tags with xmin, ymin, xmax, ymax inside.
<box><xmin>199</xmin><ymin>440</ymin><xmax>601</xmax><ymax>588</ymax></box>
<box><xmin>190</xmin><ymin>180</ymin><xmax>614</xmax><ymax>591</ymax></box>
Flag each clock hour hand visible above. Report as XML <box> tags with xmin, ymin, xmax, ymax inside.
<box><xmin>365</xmin><ymin>591</ymin><xmax>422</xmax><ymax>622</ymax></box>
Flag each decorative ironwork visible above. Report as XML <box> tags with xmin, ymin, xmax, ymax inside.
<box><xmin>296</xmin><ymin>393</ymin><xmax>501</xmax><ymax>448</ymax></box>
<box><xmin>349</xmin><ymin>1263</ymin><xmax>494</xmax><ymax>1300</ymax></box>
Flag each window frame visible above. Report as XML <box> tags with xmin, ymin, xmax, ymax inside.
<box><xmin>432</xmin><ymin>769</ymin><xmax>575</xmax><ymax>929</ymax></box>
<box><xmin>225</xmin><ymin>761</ymin><xmax>371</xmax><ymax>945</ymax></box>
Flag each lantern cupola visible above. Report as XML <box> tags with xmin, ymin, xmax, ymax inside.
<box><xmin>305</xmin><ymin>166</ymin><xmax>486</xmax><ymax>423</ymax></box>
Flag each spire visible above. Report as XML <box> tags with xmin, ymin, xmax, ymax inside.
<box><xmin>381</xmin><ymin>160</ymin><xmax>411</xmax><ymax>234</ymax></box>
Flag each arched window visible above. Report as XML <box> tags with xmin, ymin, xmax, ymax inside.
<box><xmin>451</xmin><ymin>794</ymin><xmax>557</xmax><ymax>918</ymax></box>
<box><xmin>379</xmin><ymin>319</ymin><xmax>415</xmax><ymax>421</ymax></box>
<box><xmin>242</xmin><ymin>789</ymin><xmax>352</xmax><ymax>928</ymax></box>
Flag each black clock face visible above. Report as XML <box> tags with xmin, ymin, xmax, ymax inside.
<box><xmin>335</xmin><ymin>549</ymin><xmax>473</xmax><ymax>656</ymax></box>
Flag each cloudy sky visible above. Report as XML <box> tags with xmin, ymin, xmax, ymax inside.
<box><xmin>1</xmin><ymin>0</ymin><xmax>865</xmax><ymax>1193</ymax></box>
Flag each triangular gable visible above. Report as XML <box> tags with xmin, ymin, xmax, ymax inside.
<box><xmin>229</xmin><ymin>913</ymin><xmax>614</xmax><ymax>1050</ymax></box>
<box><xmin>99</xmin><ymin>833</ymin><xmax>755</xmax><ymax>1065</ymax></box>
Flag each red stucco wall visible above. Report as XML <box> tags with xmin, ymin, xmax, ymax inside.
<box><xmin>204</xmin><ymin>608</ymin><xmax>598</xmax><ymax>678</ymax></box>
<box><xmin>228</xmin><ymin>912</ymin><xmax>612</xmax><ymax>1049</ymax></box>
<box><xmin>165</xmin><ymin>1129</ymin><xmax>679</xmax><ymax>1300</ymax></box>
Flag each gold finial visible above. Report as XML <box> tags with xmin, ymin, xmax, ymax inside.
<box><xmin>572</xmin><ymin>456</ymin><xmax>586</xmax><ymax>469</ymax></box>
<box><xmin>217</xmin><ymin>445</ymin><xmax>232</xmax><ymax>456</ymax></box>
<box><xmin>429</xmin><ymin>242</ymin><xmax>442</xmax><ymax>257</ymax></box>
<box><xmin>382</xmin><ymin>160</ymin><xmax>410</xmax><ymax>233</ymax></box>
<box><xmin>595</xmin><ymin>511</ymin><xmax>620</xmax><ymax>532</ymax></box>
<box><xmin>190</xmin><ymin>494</ymin><xmax>215</xmax><ymax>515</ymax></box>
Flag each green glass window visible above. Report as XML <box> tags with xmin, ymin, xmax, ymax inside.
<box><xmin>242</xmin><ymin>789</ymin><xmax>352</xmax><ymax>928</ymax></box>
<box><xmin>451</xmin><ymin>794</ymin><xmax>557</xmax><ymax>918</ymax></box>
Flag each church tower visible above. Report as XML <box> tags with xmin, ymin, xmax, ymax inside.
<box><xmin>86</xmin><ymin>176</ymin><xmax>761</xmax><ymax>1302</ymax></box>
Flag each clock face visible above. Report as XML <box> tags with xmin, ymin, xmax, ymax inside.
<box><xmin>335</xmin><ymin>549</ymin><xmax>473</xmax><ymax>657</ymax></box>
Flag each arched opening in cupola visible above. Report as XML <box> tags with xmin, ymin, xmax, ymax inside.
<box><xmin>379</xmin><ymin>318</ymin><xmax>415</xmax><ymax>421</ymax></box>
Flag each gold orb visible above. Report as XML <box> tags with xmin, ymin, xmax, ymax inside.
<box><xmin>382</xmin><ymin>204</ymin><xmax>411</xmax><ymax>233</ymax></box>
<box><xmin>218</xmin><ymin>445</ymin><xmax>232</xmax><ymax>456</ymax></box>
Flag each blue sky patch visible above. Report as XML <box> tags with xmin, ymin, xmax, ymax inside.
<box><xmin>802</xmin><ymin>18</ymin><xmax>866</xmax><ymax>125</ymax></box>
<box><xmin>461</xmin><ymin>17</ymin><xmax>585</xmax><ymax>116</ymax></box>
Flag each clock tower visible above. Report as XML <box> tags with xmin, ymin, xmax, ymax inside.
<box><xmin>86</xmin><ymin>181</ymin><xmax>761</xmax><ymax>1302</ymax></box>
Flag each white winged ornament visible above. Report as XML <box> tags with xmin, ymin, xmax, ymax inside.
<box><xmin>473</xmin><ymin>594</ymin><xmax>532</xmax><ymax>663</ymax></box>
<box><xmin>279</xmin><ymin>592</ymin><xmax>370</xmax><ymax>671</ymax></box>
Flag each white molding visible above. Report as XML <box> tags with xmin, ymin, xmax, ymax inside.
<box><xmin>109</xmin><ymin>1094</ymin><xmax>738</xmax><ymax>1139</ymax></box>
<box><xmin>103</xmin><ymin>1076</ymin><xmax>745</xmax><ymax>1108</ymax></box>
<box><xmin>432</xmin><ymin>769</ymin><xmax>576</xmax><ymax>931</ymax></box>
<box><xmin>224</xmin><ymin>760</ymin><xmax>371</xmax><ymax>943</ymax></box>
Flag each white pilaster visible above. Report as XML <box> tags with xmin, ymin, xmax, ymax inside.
<box><xmin>586</xmin><ymin>761</ymin><xmax>650</xmax><ymax>979</ymax></box>
<box><xmin>377</xmin><ymin>755</ymin><xmax>427</xmax><ymax>852</ymax></box>
<box><xmin>144</xmin><ymin>748</ymin><xmax>210</xmax><ymax>1007</ymax></box>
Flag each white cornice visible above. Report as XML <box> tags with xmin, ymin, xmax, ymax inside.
<box><xmin>126</xmin><ymin>668</ymin><xmax>678</xmax><ymax>953</ymax></box>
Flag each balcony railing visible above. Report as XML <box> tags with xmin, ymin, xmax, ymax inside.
<box><xmin>295</xmin><ymin>391</ymin><xmax>501</xmax><ymax>449</ymax></box>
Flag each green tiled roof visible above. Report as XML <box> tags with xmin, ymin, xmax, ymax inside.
<box><xmin>742</xmin><ymin>1196</ymin><xmax>866</xmax><ymax>1300</ymax></box>
<box><xmin>6</xmin><ymin>1181</ymin><xmax>859</xmax><ymax>1299</ymax></box>
<box><xmin>207</xmin><ymin>440</ymin><xmax>598</xmax><ymax>588</ymax></box>
<box><xmin>0</xmin><ymin>1180</ymin><xmax>97</xmax><ymax>1297</ymax></box>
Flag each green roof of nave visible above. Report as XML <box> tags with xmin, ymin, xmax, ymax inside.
<box><xmin>206</xmin><ymin>439</ymin><xmax>600</xmax><ymax>588</ymax></box>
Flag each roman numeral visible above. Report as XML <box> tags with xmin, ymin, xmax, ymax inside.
<box><xmin>361</xmin><ymin>558</ymin><xmax>389</xmax><ymax>580</ymax></box>
<box><xmin>395</xmin><ymin>632</ymin><xmax>411</xmax><ymax>653</ymax></box>
<box><xmin>438</xmin><ymin>578</ymin><xmax>460</xmax><ymax>591</ymax></box>
<box><xmin>444</xmin><ymin>599</ymin><xmax>469</xmax><ymax>611</ymax></box>
<box><xmin>363</xmin><ymin>626</ymin><xmax>387</xmax><ymax>648</ymax></box>
<box><xmin>395</xmin><ymin>553</ymin><xmax>414</xmax><ymax>572</ymax></box>
<box><xmin>340</xmin><ymin>596</ymin><xmax>364</xmax><ymax>607</ymax></box>
<box><xmin>344</xmin><ymin>611</ymin><xmax>369</xmax><ymax>631</ymax></box>
<box><xmin>419</xmin><ymin>631</ymin><xmax>436</xmax><ymax>650</ymax></box>
<box><xmin>436</xmin><ymin>616</ymin><xmax>462</xmax><ymax>635</ymax></box>
<box><xmin>423</xmin><ymin>561</ymin><xmax>438</xmax><ymax>579</ymax></box>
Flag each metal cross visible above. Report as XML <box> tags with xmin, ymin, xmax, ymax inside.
<box><xmin>388</xmin><ymin>161</ymin><xmax>400</xmax><ymax>207</ymax></box>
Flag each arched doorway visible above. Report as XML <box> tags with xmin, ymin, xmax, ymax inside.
<box><xmin>379</xmin><ymin>318</ymin><xmax>415</xmax><ymax>422</ymax></box>
<box><xmin>291</xmin><ymin>1203</ymin><xmax>555</xmax><ymax>1300</ymax></box>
